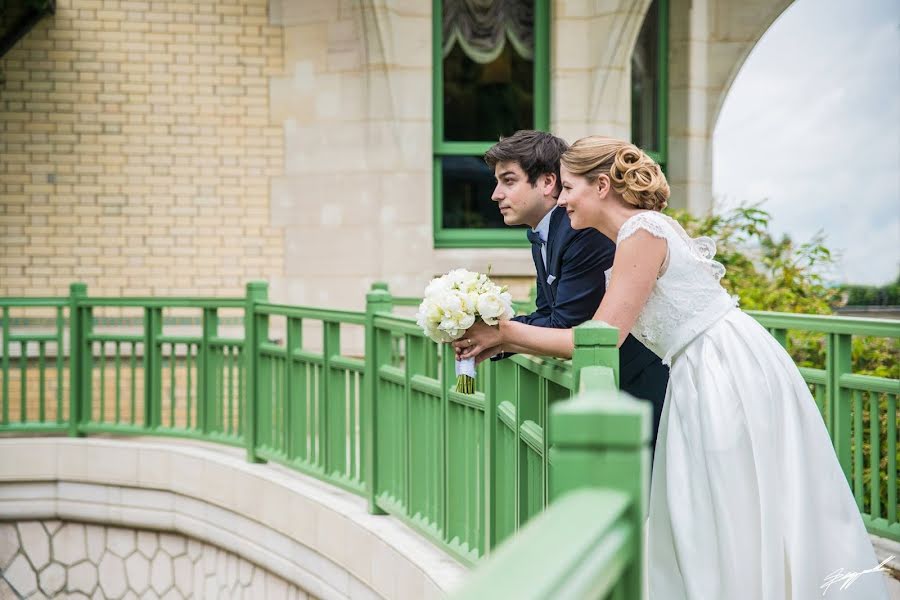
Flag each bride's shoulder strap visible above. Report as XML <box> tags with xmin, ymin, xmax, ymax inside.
<box><xmin>616</xmin><ymin>211</ymin><xmax>670</xmax><ymax>245</ymax></box>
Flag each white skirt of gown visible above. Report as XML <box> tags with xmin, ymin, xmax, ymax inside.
<box><xmin>647</xmin><ymin>308</ymin><xmax>889</xmax><ymax>599</ymax></box>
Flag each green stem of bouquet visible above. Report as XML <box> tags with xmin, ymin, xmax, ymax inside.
<box><xmin>456</xmin><ymin>374</ymin><xmax>475</xmax><ymax>394</ymax></box>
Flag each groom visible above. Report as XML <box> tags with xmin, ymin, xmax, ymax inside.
<box><xmin>476</xmin><ymin>130</ymin><xmax>668</xmax><ymax>448</ymax></box>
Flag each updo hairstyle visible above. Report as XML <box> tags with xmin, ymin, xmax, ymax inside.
<box><xmin>560</xmin><ymin>136</ymin><xmax>670</xmax><ymax>210</ymax></box>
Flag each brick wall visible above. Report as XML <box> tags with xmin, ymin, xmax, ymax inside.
<box><xmin>0</xmin><ymin>0</ymin><xmax>285</xmax><ymax>297</ymax></box>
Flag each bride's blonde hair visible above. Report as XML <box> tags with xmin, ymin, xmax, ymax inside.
<box><xmin>560</xmin><ymin>136</ymin><xmax>670</xmax><ymax>211</ymax></box>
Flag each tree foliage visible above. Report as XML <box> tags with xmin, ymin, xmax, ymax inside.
<box><xmin>667</xmin><ymin>204</ymin><xmax>839</xmax><ymax>314</ymax></box>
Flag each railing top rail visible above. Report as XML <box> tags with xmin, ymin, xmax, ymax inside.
<box><xmin>256</xmin><ymin>302</ymin><xmax>366</xmax><ymax>325</ymax></box>
<box><xmin>748</xmin><ymin>310</ymin><xmax>900</xmax><ymax>337</ymax></box>
<box><xmin>392</xmin><ymin>296</ymin><xmax>421</xmax><ymax>307</ymax></box>
<box><xmin>79</xmin><ymin>298</ymin><xmax>246</xmax><ymax>309</ymax></box>
<box><xmin>509</xmin><ymin>353</ymin><xmax>574</xmax><ymax>388</ymax></box>
<box><xmin>451</xmin><ymin>488</ymin><xmax>634</xmax><ymax>600</ymax></box>
<box><xmin>0</xmin><ymin>298</ymin><xmax>68</xmax><ymax>307</ymax></box>
<box><xmin>840</xmin><ymin>373</ymin><xmax>900</xmax><ymax>394</ymax></box>
<box><xmin>372</xmin><ymin>313</ymin><xmax>425</xmax><ymax>336</ymax></box>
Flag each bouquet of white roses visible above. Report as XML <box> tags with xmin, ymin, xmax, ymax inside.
<box><xmin>415</xmin><ymin>268</ymin><xmax>514</xmax><ymax>394</ymax></box>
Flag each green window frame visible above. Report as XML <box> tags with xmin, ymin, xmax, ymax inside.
<box><xmin>631</xmin><ymin>0</ymin><xmax>669</xmax><ymax>170</ymax></box>
<box><xmin>432</xmin><ymin>0</ymin><xmax>551</xmax><ymax>249</ymax></box>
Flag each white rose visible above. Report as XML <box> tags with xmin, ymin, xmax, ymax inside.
<box><xmin>476</xmin><ymin>292</ymin><xmax>507</xmax><ymax>326</ymax></box>
<box><xmin>424</xmin><ymin>276</ymin><xmax>451</xmax><ymax>298</ymax></box>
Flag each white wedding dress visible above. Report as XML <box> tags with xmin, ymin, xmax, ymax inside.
<box><xmin>609</xmin><ymin>212</ymin><xmax>888</xmax><ymax>600</ymax></box>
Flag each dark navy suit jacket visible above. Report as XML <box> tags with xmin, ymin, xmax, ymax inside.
<box><xmin>501</xmin><ymin>206</ymin><xmax>668</xmax><ymax>447</ymax></box>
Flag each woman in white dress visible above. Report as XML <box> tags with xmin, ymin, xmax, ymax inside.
<box><xmin>454</xmin><ymin>136</ymin><xmax>888</xmax><ymax>599</ymax></box>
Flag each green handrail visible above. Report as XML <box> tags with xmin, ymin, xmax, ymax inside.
<box><xmin>453</xmin><ymin>380</ymin><xmax>650</xmax><ymax>599</ymax></box>
<box><xmin>365</xmin><ymin>287</ymin><xmax>618</xmax><ymax>564</ymax></box>
<box><xmin>1</xmin><ymin>283</ymin><xmax>896</xmax><ymax>580</ymax></box>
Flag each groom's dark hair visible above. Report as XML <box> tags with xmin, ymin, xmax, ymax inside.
<box><xmin>484</xmin><ymin>130</ymin><xmax>569</xmax><ymax>196</ymax></box>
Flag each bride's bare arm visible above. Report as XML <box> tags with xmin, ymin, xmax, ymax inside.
<box><xmin>498</xmin><ymin>320</ymin><xmax>576</xmax><ymax>358</ymax></box>
<box><xmin>453</xmin><ymin>318</ymin><xmax>575</xmax><ymax>360</ymax></box>
<box><xmin>454</xmin><ymin>228</ymin><xmax>667</xmax><ymax>360</ymax></box>
<box><xmin>593</xmin><ymin>229</ymin><xmax>667</xmax><ymax>346</ymax></box>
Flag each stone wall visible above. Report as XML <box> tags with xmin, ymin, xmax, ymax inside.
<box><xmin>0</xmin><ymin>0</ymin><xmax>285</xmax><ymax>298</ymax></box>
<box><xmin>0</xmin><ymin>0</ymin><xmax>798</xmax><ymax>306</ymax></box>
<box><xmin>0</xmin><ymin>437</ymin><xmax>466</xmax><ymax>599</ymax></box>
<box><xmin>0</xmin><ymin>520</ymin><xmax>313</xmax><ymax>599</ymax></box>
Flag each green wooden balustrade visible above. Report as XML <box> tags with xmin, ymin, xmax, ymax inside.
<box><xmin>0</xmin><ymin>282</ymin><xmax>623</xmax><ymax>567</ymax></box>
<box><xmin>1</xmin><ymin>283</ymin><xmax>897</xmax><ymax>574</ymax></box>
<box><xmin>453</xmin><ymin>371</ymin><xmax>650</xmax><ymax>600</ymax></box>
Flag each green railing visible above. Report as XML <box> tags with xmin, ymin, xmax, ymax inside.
<box><xmin>367</xmin><ymin>287</ymin><xmax>619</xmax><ymax>563</ymax></box>
<box><xmin>1</xmin><ymin>283</ymin><xmax>897</xmax><ymax>594</ymax></box>
<box><xmin>750</xmin><ymin>311</ymin><xmax>900</xmax><ymax>541</ymax></box>
<box><xmin>453</xmin><ymin>367</ymin><xmax>650</xmax><ymax>599</ymax></box>
<box><xmin>0</xmin><ymin>282</ymin><xmax>633</xmax><ymax>568</ymax></box>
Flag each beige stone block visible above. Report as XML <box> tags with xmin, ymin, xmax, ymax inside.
<box><xmin>38</xmin><ymin>561</ymin><xmax>66</xmax><ymax>597</ymax></box>
<box><xmin>369</xmin><ymin>538</ymin><xmax>399</xmax><ymax>599</ymax></box>
<box><xmin>551</xmin><ymin>70</ymin><xmax>592</xmax><ymax>127</ymax></box>
<box><xmin>0</xmin><ymin>523</ymin><xmax>18</xmax><ymax>570</ymax></box>
<box><xmin>200</xmin><ymin>459</ymin><xmax>235</xmax><ymax>510</ymax></box>
<box><xmin>98</xmin><ymin>551</ymin><xmax>128</xmax><ymax>597</ymax></box>
<box><xmin>0</xmin><ymin>442</ymin><xmax>56</xmax><ymax>481</ymax></box>
<box><xmin>125</xmin><ymin>551</ymin><xmax>151</xmax><ymax>593</ymax></box>
<box><xmin>284</xmin><ymin>225</ymin><xmax>379</xmax><ymax>277</ymax></box>
<box><xmin>150</xmin><ymin>552</ymin><xmax>174</xmax><ymax>594</ymax></box>
<box><xmin>5</xmin><ymin>553</ymin><xmax>38</xmax><ymax>596</ymax></box>
<box><xmin>273</xmin><ymin>1</ymin><xmax>339</xmax><ymax>26</ymax></box>
<box><xmin>86</xmin><ymin>443</ymin><xmax>138</xmax><ymax>486</ymax></box>
<box><xmin>53</xmin><ymin>523</ymin><xmax>87</xmax><ymax>567</ymax></box>
<box><xmin>18</xmin><ymin>522</ymin><xmax>50</xmax><ymax>571</ymax></box>
<box><xmin>83</xmin><ymin>523</ymin><xmax>104</xmax><ymax>563</ymax></box>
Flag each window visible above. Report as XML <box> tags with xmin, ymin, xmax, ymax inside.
<box><xmin>433</xmin><ymin>0</ymin><xmax>550</xmax><ymax>248</ymax></box>
<box><xmin>631</xmin><ymin>0</ymin><xmax>668</xmax><ymax>170</ymax></box>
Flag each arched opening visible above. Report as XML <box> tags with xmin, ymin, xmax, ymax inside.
<box><xmin>713</xmin><ymin>0</ymin><xmax>900</xmax><ymax>285</ymax></box>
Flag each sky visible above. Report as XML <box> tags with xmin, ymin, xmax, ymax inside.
<box><xmin>713</xmin><ymin>0</ymin><xmax>900</xmax><ymax>286</ymax></box>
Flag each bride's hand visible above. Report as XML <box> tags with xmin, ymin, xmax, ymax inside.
<box><xmin>452</xmin><ymin>320</ymin><xmax>502</xmax><ymax>360</ymax></box>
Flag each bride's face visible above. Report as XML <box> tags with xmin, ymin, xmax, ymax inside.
<box><xmin>557</xmin><ymin>166</ymin><xmax>598</xmax><ymax>229</ymax></box>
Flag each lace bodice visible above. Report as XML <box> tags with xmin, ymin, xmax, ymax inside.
<box><xmin>606</xmin><ymin>211</ymin><xmax>737</xmax><ymax>365</ymax></box>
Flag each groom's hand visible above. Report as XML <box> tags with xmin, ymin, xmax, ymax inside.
<box><xmin>452</xmin><ymin>321</ymin><xmax>502</xmax><ymax>361</ymax></box>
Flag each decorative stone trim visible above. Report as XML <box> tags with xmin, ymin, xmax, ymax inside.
<box><xmin>0</xmin><ymin>438</ymin><xmax>467</xmax><ymax>599</ymax></box>
<box><xmin>0</xmin><ymin>519</ymin><xmax>310</xmax><ymax>599</ymax></box>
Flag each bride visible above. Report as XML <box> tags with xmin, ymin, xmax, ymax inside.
<box><xmin>454</xmin><ymin>136</ymin><xmax>888</xmax><ymax>599</ymax></box>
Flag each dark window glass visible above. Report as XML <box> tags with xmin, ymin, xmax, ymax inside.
<box><xmin>440</xmin><ymin>156</ymin><xmax>507</xmax><ymax>229</ymax></box>
<box><xmin>442</xmin><ymin>3</ymin><xmax>535</xmax><ymax>141</ymax></box>
<box><xmin>631</xmin><ymin>0</ymin><xmax>660</xmax><ymax>152</ymax></box>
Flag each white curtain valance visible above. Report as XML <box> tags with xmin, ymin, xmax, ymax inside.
<box><xmin>442</xmin><ymin>0</ymin><xmax>534</xmax><ymax>64</ymax></box>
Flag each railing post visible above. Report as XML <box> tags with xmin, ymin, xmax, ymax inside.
<box><xmin>68</xmin><ymin>283</ymin><xmax>87</xmax><ymax>437</ymax></box>
<box><xmin>322</xmin><ymin>320</ymin><xmax>342</xmax><ymax>476</ymax></box>
<box><xmin>769</xmin><ymin>327</ymin><xmax>787</xmax><ymax>349</ymax></box>
<box><xmin>830</xmin><ymin>332</ymin><xmax>853</xmax><ymax>483</ymax></box>
<box><xmin>199</xmin><ymin>307</ymin><xmax>219</xmax><ymax>433</ymax></box>
<box><xmin>144</xmin><ymin>305</ymin><xmax>162</xmax><ymax>430</ymax></box>
<box><xmin>571</xmin><ymin>321</ymin><xmax>619</xmax><ymax>392</ymax></box>
<box><xmin>549</xmin><ymin>384</ymin><xmax>650</xmax><ymax>600</ymax></box>
<box><xmin>482</xmin><ymin>349</ymin><xmax>504</xmax><ymax>555</ymax></box>
<box><xmin>244</xmin><ymin>281</ymin><xmax>268</xmax><ymax>463</ymax></box>
<box><xmin>364</xmin><ymin>281</ymin><xmax>392</xmax><ymax>514</ymax></box>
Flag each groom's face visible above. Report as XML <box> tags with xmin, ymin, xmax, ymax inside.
<box><xmin>490</xmin><ymin>161</ymin><xmax>547</xmax><ymax>228</ymax></box>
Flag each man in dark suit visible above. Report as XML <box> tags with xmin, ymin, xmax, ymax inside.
<box><xmin>476</xmin><ymin>130</ymin><xmax>668</xmax><ymax>450</ymax></box>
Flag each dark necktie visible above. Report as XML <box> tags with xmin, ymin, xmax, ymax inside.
<box><xmin>526</xmin><ymin>229</ymin><xmax>544</xmax><ymax>246</ymax></box>
<box><xmin>526</xmin><ymin>229</ymin><xmax>548</xmax><ymax>286</ymax></box>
